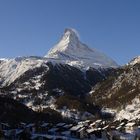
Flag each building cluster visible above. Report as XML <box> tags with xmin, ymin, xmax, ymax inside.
<box><xmin>0</xmin><ymin>118</ymin><xmax>140</xmax><ymax>140</ymax></box>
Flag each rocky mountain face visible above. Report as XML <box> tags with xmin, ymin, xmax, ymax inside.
<box><xmin>89</xmin><ymin>56</ymin><xmax>140</xmax><ymax>120</ymax></box>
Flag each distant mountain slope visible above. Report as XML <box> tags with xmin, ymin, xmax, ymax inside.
<box><xmin>0</xmin><ymin>56</ymin><xmax>46</xmax><ymax>86</ymax></box>
<box><xmin>89</xmin><ymin>56</ymin><xmax>140</xmax><ymax>120</ymax></box>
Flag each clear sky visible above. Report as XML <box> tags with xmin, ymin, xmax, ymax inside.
<box><xmin>0</xmin><ymin>0</ymin><xmax>140</xmax><ymax>65</ymax></box>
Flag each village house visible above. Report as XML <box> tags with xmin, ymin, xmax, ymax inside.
<box><xmin>70</xmin><ymin>124</ymin><xmax>85</xmax><ymax>139</ymax></box>
<box><xmin>125</xmin><ymin>122</ymin><xmax>137</xmax><ymax>133</ymax></box>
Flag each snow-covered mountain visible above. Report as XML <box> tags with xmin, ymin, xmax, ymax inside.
<box><xmin>0</xmin><ymin>56</ymin><xmax>46</xmax><ymax>86</ymax></box>
<box><xmin>1</xmin><ymin>28</ymin><xmax>140</xmax><ymax>122</ymax></box>
<box><xmin>45</xmin><ymin>28</ymin><xmax>118</xmax><ymax>69</ymax></box>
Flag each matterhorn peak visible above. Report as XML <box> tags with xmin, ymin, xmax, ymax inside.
<box><xmin>45</xmin><ymin>28</ymin><xmax>118</xmax><ymax>69</ymax></box>
<box><xmin>63</xmin><ymin>28</ymin><xmax>79</xmax><ymax>40</ymax></box>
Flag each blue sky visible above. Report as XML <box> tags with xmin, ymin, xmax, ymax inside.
<box><xmin>0</xmin><ymin>0</ymin><xmax>140</xmax><ymax>65</ymax></box>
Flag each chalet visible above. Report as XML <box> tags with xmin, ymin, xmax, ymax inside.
<box><xmin>89</xmin><ymin>120</ymin><xmax>102</xmax><ymax>129</ymax></box>
<box><xmin>120</xmin><ymin>122</ymin><xmax>126</xmax><ymax>127</ymax></box>
<box><xmin>17</xmin><ymin>129</ymin><xmax>31</xmax><ymax>140</ymax></box>
<box><xmin>0</xmin><ymin>123</ymin><xmax>10</xmax><ymax>130</ymax></box>
<box><xmin>125</xmin><ymin>122</ymin><xmax>136</xmax><ymax>133</ymax></box>
<box><xmin>25</xmin><ymin>123</ymin><xmax>36</xmax><ymax>134</ymax></box>
<box><xmin>55</xmin><ymin>123</ymin><xmax>68</xmax><ymax>133</ymax></box>
<box><xmin>70</xmin><ymin>124</ymin><xmax>84</xmax><ymax>138</ymax></box>
<box><xmin>48</xmin><ymin>127</ymin><xmax>59</xmax><ymax>135</ymax></box>
<box><xmin>15</xmin><ymin>129</ymin><xmax>24</xmax><ymax>139</ymax></box>
<box><xmin>18</xmin><ymin>122</ymin><xmax>26</xmax><ymax>129</ymax></box>
<box><xmin>41</xmin><ymin>123</ymin><xmax>49</xmax><ymax>128</ymax></box>
<box><xmin>26</xmin><ymin>123</ymin><xmax>35</xmax><ymax>128</ymax></box>
<box><xmin>102</xmin><ymin>125</ymin><xmax>109</xmax><ymax>131</ymax></box>
<box><xmin>116</xmin><ymin>122</ymin><xmax>126</xmax><ymax>133</ymax></box>
<box><xmin>40</xmin><ymin>123</ymin><xmax>50</xmax><ymax>134</ymax></box>
<box><xmin>86</xmin><ymin>128</ymin><xmax>96</xmax><ymax>138</ymax></box>
<box><xmin>89</xmin><ymin>122</ymin><xmax>96</xmax><ymax>127</ymax></box>
<box><xmin>63</xmin><ymin>124</ymin><xmax>73</xmax><ymax>129</ymax></box>
<box><xmin>56</xmin><ymin>123</ymin><xmax>66</xmax><ymax>128</ymax></box>
<box><xmin>78</xmin><ymin>120</ymin><xmax>91</xmax><ymax>127</ymax></box>
<box><xmin>86</xmin><ymin>128</ymin><xmax>103</xmax><ymax>139</ymax></box>
<box><xmin>116</xmin><ymin>126</ymin><xmax>123</xmax><ymax>131</ymax></box>
<box><xmin>61</xmin><ymin>130</ymin><xmax>70</xmax><ymax>137</ymax></box>
<box><xmin>77</xmin><ymin>127</ymin><xmax>86</xmax><ymax>139</ymax></box>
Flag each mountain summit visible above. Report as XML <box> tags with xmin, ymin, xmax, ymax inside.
<box><xmin>45</xmin><ymin>28</ymin><xmax>118</xmax><ymax>68</ymax></box>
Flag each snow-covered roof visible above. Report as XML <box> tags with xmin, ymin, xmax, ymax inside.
<box><xmin>1</xmin><ymin>123</ymin><xmax>10</xmax><ymax>127</ymax></box>
<box><xmin>26</xmin><ymin>123</ymin><xmax>35</xmax><ymax>128</ymax></box>
<box><xmin>70</xmin><ymin>124</ymin><xmax>83</xmax><ymax>131</ymax></box>
<box><xmin>86</xmin><ymin>128</ymin><xmax>96</xmax><ymax>133</ymax></box>
<box><xmin>48</xmin><ymin>128</ymin><xmax>59</xmax><ymax>132</ymax></box>
<box><xmin>86</xmin><ymin>128</ymin><xmax>101</xmax><ymax>133</ymax></box>
<box><xmin>116</xmin><ymin>126</ymin><xmax>122</xmax><ymax>130</ymax></box>
<box><xmin>41</xmin><ymin>123</ymin><xmax>49</xmax><ymax>127</ymax></box>
<box><xmin>78</xmin><ymin>127</ymin><xmax>85</xmax><ymax>132</ymax></box>
<box><xmin>102</xmin><ymin>125</ymin><xmax>109</xmax><ymax>130</ymax></box>
<box><xmin>63</xmin><ymin>124</ymin><xmax>73</xmax><ymax>129</ymax></box>
<box><xmin>119</xmin><ymin>122</ymin><xmax>125</xmax><ymax>126</ymax></box>
<box><xmin>125</xmin><ymin>122</ymin><xmax>135</xmax><ymax>127</ymax></box>
<box><xmin>95</xmin><ymin>120</ymin><xmax>102</xmax><ymax>123</ymax></box>
<box><xmin>56</xmin><ymin>123</ymin><xmax>66</xmax><ymax>127</ymax></box>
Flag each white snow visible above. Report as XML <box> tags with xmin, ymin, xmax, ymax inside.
<box><xmin>0</xmin><ymin>56</ymin><xmax>47</xmax><ymax>86</ymax></box>
<box><xmin>129</xmin><ymin>56</ymin><xmax>140</xmax><ymax>65</ymax></box>
<box><xmin>0</xmin><ymin>58</ymin><xmax>8</xmax><ymax>61</ymax></box>
<box><xmin>58</xmin><ymin>107</ymin><xmax>94</xmax><ymax>121</ymax></box>
<box><xmin>45</xmin><ymin>28</ymin><xmax>118</xmax><ymax>69</ymax></box>
<box><xmin>116</xmin><ymin>97</ymin><xmax>140</xmax><ymax>120</ymax></box>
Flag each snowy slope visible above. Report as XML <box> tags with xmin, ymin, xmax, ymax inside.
<box><xmin>117</xmin><ymin>97</ymin><xmax>140</xmax><ymax>120</ymax></box>
<box><xmin>45</xmin><ymin>28</ymin><xmax>118</xmax><ymax>69</ymax></box>
<box><xmin>129</xmin><ymin>56</ymin><xmax>140</xmax><ymax>65</ymax></box>
<box><xmin>0</xmin><ymin>56</ymin><xmax>47</xmax><ymax>86</ymax></box>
